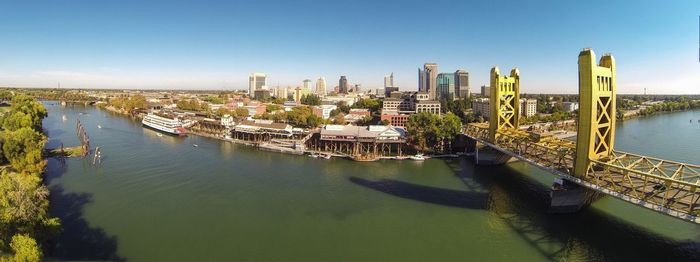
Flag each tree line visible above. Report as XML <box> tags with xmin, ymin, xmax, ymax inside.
<box><xmin>0</xmin><ymin>94</ymin><xmax>60</xmax><ymax>261</ymax></box>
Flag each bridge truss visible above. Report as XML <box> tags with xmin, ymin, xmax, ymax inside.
<box><xmin>464</xmin><ymin>123</ymin><xmax>700</xmax><ymax>222</ymax></box>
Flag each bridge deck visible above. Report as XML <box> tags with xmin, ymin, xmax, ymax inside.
<box><xmin>464</xmin><ymin>123</ymin><xmax>700</xmax><ymax>224</ymax></box>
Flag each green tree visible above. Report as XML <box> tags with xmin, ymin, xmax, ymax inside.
<box><xmin>4</xmin><ymin>234</ymin><xmax>41</xmax><ymax>262</ymax></box>
<box><xmin>406</xmin><ymin>112</ymin><xmax>440</xmax><ymax>153</ymax></box>
<box><xmin>2</xmin><ymin>128</ymin><xmax>46</xmax><ymax>174</ymax></box>
<box><xmin>300</xmin><ymin>94</ymin><xmax>321</xmax><ymax>106</ymax></box>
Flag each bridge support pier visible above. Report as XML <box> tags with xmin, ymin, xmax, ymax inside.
<box><xmin>472</xmin><ymin>141</ymin><xmax>512</xmax><ymax>166</ymax></box>
<box><xmin>549</xmin><ymin>179</ymin><xmax>600</xmax><ymax>213</ymax></box>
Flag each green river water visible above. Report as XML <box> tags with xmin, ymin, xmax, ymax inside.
<box><xmin>42</xmin><ymin>103</ymin><xmax>700</xmax><ymax>261</ymax></box>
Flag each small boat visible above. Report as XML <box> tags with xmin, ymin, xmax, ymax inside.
<box><xmin>323</xmin><ymin>154</ymin><xmax>331</xmax><ymax>159</ymax></box>
<box><xmin>409</xmin><ymin>154</ymin><xmax>426</xmax><ymax>161</ymax></box>
<box><xmin>156</xmin><ymin>133</ymin><xmax>163</xmax><ymax>137</ymax></box>
<box><xmin>309</xmin><ymin>154</ymin><xmax>319</xmax><ymax>158</ymax></box>
<box><xmin>192</xmin><ymin>144</ymin><xmax>198</xmax><ymax>147</ymax></box>
<box><xmin>97</xmin><ymin>125</ymin><xmax>102</xmax><ymax>129</ymax></box>
<box><xmin>61</xmin><ymin>115</ymin><xmax>67</xmax><ymax>121</ymax></box>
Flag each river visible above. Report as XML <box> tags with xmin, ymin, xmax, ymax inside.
<box><xmin>42</xmin><ymin>103</ymin><xmax>700</xmax><ymax>261</ymax></box>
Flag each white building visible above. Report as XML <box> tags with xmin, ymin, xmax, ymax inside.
<box><xmin>472</xmin><ymin>98</ymin><xmax>490</xmax><ymax>119</ymax></box>
<box><xmin>316</xmin><ymin>77</ymin><xmax>327</xmax><ymax>97</ymax></box>
<box><xmin>249</xmin><ymin>73</ymin><xmax>267</xmax><ymax>97</ymax></box>
<box><xmin>313</xmin><ymin>104</ymin><xmax>337</xmax><ymax>119</ymax></box>
<box><xmin>520</xmin><ymin>99</ymin><xmax>537</xmax><ymax>117</ymax></box>
<box><xmin>563</xmin><ymin>102</ymin><xmax>579</xmax><ymax>112</ymax></box>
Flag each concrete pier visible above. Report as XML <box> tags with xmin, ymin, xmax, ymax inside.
<box><xmin>549</xmin><ymin>178</ymin><xmax>600</xmax><ymax>213</ymax></box>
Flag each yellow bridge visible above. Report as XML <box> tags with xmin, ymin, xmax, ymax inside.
<box><xmin>462</xmin><ymin>49</ymin><xmax>700</xmax><ymax>224</ymax></box>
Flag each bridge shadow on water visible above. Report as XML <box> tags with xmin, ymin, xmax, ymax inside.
<box><xmin>348</xmin><ymin>177</ymin><xmax>488</xmax><ymax>210</ymax></box>
<box><xmin>350</xmin><ymin>157</ymin><xmax>700</xmax><ymax>261</ymax></box>
<box><xmin>44</xmin><ymin>158</ymin><xmax>125</xmax><ymax>261</ymax></box>
<box><xmin>444</xmin><ymin>158</ymin><xmax>700</xmax><ymax>261</ymax></box>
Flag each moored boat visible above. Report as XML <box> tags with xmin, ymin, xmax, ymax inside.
<box><xmin>409</xmin><ymin>154</ymin><xmax>425</xmax><ymax>161</ymax></box>
<box><xmin>142</xmin><ymin>113</ymin><xmax>187</xmax><ymax>136</ymax></box>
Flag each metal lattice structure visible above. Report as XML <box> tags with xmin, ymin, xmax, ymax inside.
<box><xmin>489</xmin><ymin>67</ymin><xmax>520</xmax><ymax>143</ymax></box>
<box><xmin>462</xmin><ymin>49</ymin><xmax>700</xmax><ymax>223</ymax></box>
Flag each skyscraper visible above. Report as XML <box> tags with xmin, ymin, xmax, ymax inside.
<box><xmin>316</xmin><ymin>77</ymin><xmax>326</xmax><ymax>97</ymax></box>
<box><xmin>418</xmin><ymin>63</ymin><xmax>438</xmax><ymax>99</ymax></box>
<box><xmin>436</xmin><ymin>73</ymin><xmax>455</xmax><ymax>100</ymax></box>
<box><xmin>384</xmin><ymin>73</ymin><xmax>394</xmax><ymax>88</ymax></box>
<box><xmin>339</xmin><ymin>76</ymin><xmax>348</xmax><ymax>94</ymax></box>
<box><xmin>248</xmin><ymin>73</ymin><xmax>267</xmax><ymax>98</ymax></box>
<box><xmin>454</xmin><ymin>70</ymin><xmax>470</xmax><ymax>98</ymax></box>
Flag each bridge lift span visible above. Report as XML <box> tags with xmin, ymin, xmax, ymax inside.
<box><xmin>464</xmin><ymin>48</ymin><xmax>700</xmax><ymax>224</ymax></box>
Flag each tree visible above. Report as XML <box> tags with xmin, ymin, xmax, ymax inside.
<box><xmin>352</xmin><ymin>98</ymin><xmax>381</xmax><ymax>113</ymax></box>
<box><xmin>2</xmin><ymin>128</ymin><xmax>46</xmax><ymax>174</ymax></box>
<box><xmin>438</xmin><ymin>113</ymin><xmax>462</xmax><ymax>151</ymax></box>
<box><xmin>2</xmin><ymin>112</ymin><xmax>34</xmax><ymax>132</ymax></box>
<box><xmin>233</xmin><ymin>108</ymin><xmax>250</xmax><ymax>118</ymax></box>
<box><xmin>406</xmin><ymin>112</ymin><xmax>440</xmax><ymax>153</ymax></box>
<box><xmin>0</xmin><ymin>172</ymin><xmax>49</xmax><ymax>227</ymax></box>
<box><xmin>6</xmin><ymin>234</ymin><xmax>42</xmax><ymax>262</ymax></box>
<box><xmin>300</xmin><ymin>94</ymin><xmax>321</xmax><ymax>106</ymax></box>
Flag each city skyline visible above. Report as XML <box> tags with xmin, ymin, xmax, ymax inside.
<box><xmin>1</xmin><ymin>1</ymin><xmax>699</xmax><ymax>94</ymax></box>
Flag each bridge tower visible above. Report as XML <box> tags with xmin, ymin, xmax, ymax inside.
<box><xmin>489</xmin><ymin>67</ymin><xmax>521</xmax><ymax>142</ymax></box>
<box><xmin>574</xmin><ymin>49</ymin><xmax>616</xmax><ymax>177</ymax></box>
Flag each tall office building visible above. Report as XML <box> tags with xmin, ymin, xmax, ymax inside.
<box><xmin>249</xmin><ymin>73</ymin><xmax>267</xmax><ymax>98</ymax></box>
<box><xmin>418</xmin><ymin>63</ymin><xmax>438</xmax><ymax>99</ymax></box>
<box><xmin>315</xmin><ymin>77</ymin><xmax>326</xmax><ymax>97</ymax></box>
<box><xmin>339</xmin><ymin>76</ymin><xmax>348</xmax><ymax>94</ymax></box>
<box><xmin>436</xmin><ymin>73</ymin><xmax>455</xmax><ymax>100</ymax></box>
<box><xmin>303</xmin><ymin>79</ymin><xmax>312</xmax><ymax>90</ymax></box>
<box><xmin>384</xmin><ymin>73</ymin><xmax>394</xmax><ymax>88</ymax></box>
<box><xmin>454</xmin><ymin>70</ymin><xmax>470</xmax><ymax>98</ymax></box>
<box><xmin>480</xmin><ymin>85</ymin><xmax>490</xmax><ymax>97</ymax></box>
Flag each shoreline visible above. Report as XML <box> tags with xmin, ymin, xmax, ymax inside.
<box><xmin>98</xmin><ymin>106</ymin><xmax>459</xmax><ymax>161</ymax></box>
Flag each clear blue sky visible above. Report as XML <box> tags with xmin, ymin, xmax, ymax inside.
<box><xmin>1</xmin><ymin>0</ymin><xmax>698</xmax><ymax>94</ymax></box>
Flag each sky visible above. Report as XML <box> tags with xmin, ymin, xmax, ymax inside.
<box><xmin>0</xmin><ymin>0</ymin><xmax>699</xmax><ymax>94</ymax></box>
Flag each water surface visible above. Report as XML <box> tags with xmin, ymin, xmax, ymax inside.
<box><xmin>44</xmin><ymin>104</ymin><xmax>700</xmax><ymax>261</ymax></box>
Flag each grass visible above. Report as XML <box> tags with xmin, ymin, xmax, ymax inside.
<box><xmin>48</xmin><ymin>146</ymin><xmax>85</xmax><ymax>157</ymax></box>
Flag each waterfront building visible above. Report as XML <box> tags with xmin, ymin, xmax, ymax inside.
<box><xmin>418</xmin><ymin>63</ymin><xmax>438</xmax><ymax>99</ymax></box>
<box><xmin>232</xmin><ymin>119</ymin><xmax>293</xmax><ymax>141</ymax></box>
<box><xmin>480</xmin><ymin>85</ymin><xmax>490</xmax><ymax>97</ymax></box>
<box><xmin>316</xmin><ymin>77</ymin><xmax>327</xmax><ymax>97</ymax></box>
<box><xmin>472</xmin><ymin>98</ymin><xmax>490</xmax><ymax>119</ymax></box>
<box><xmin>384</xmin><ymin>73</ymin><xmax>394</xmax><ymax>88</ymax></box>
<box><xmin>455</xmin><ymin>70</ymin><xmax>470</xmax><ymax>98</ymax></box>
<box><xmin>221</xmin><ymin>114</ymin><xmax>235</xmax><ymax>128</ymax></box>
<box><xmin>520</xmin><ymin>99</ymin><xmax>537</xmax><ymax>117</ymax></box>
<box><xmin>563</xmin><ymin>102</ymin><xmax>579</xmax><ymax>112</ymax></box>
<box><xmin>339</xmin><ymin>76</ymin><xmax>348</xmax><ymax>94</ymax></box>
<box><xmin>436</xmin><ymin>73</ymin><xmax>455</xmax><ymax>100</ymax></box>
<box><xmin>249</xmin><ymin>73</ymin><xmax>267</xmax><ymax>98</ymax></box>
<box><xmin>308</xmin><ymin>124</ymin><xmax>407</xmax><ymax>160</ymax></box>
